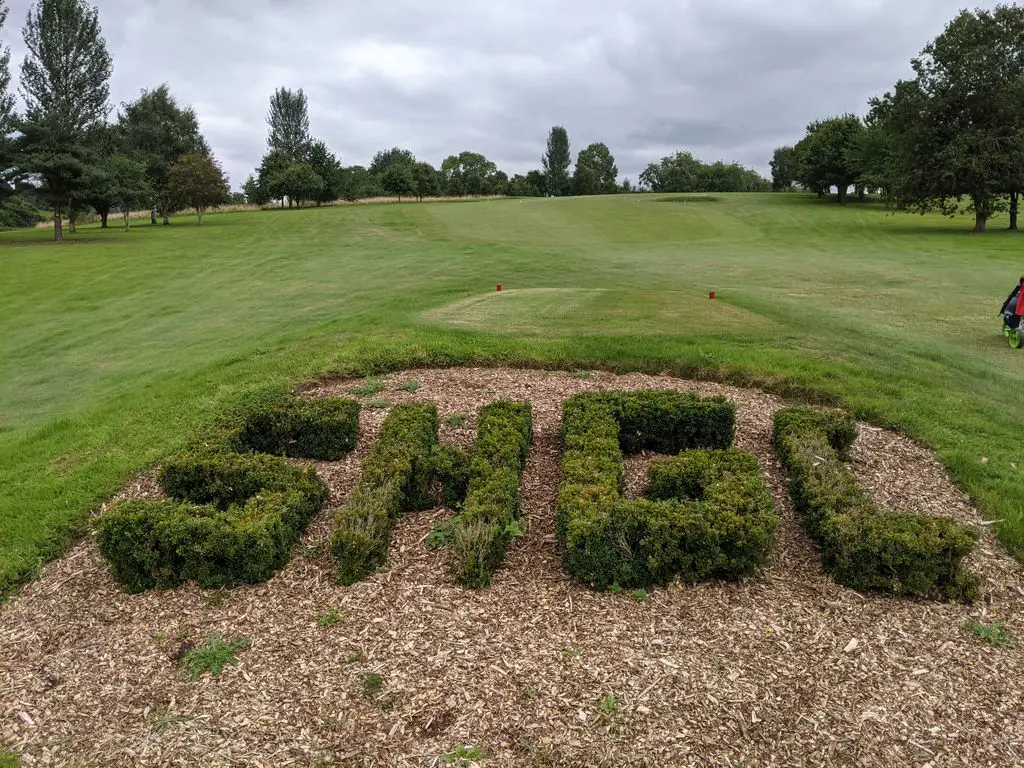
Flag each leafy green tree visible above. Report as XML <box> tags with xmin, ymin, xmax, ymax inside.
<box><xmin>269</xmin><ymin>163</ymin><xmax>323</xmax><ymax>208</ymax></box>
<box><xmin>305</xmin><ymin>140</ymin><xmax>342</xmax><ymax>206</ymax></box>
<box><xmin>370</xmin><ymin>147</ymin><xmax>415</xmax><ymax>176</ymax></box>
<box><xmin>641</xmin><ymin>151</ymin><xmax>768</xmax><ymax>193</ymax></box>
<box><xmin>508</xmin><ymin>173</ymin><xmax>541</xmax><ymax>196</ymax></box>
<box><xmin>165</xmin><ymin>151</ymin><xmax>229</xmax><ymax>224</ymax></box>
<box><xmin>117</xmin><ymin>84</ymin><xmax>209</xmax><ymax>224</ymax></box>
<box><xmin>253</xmin><ymin>148</ymin><xmax>291</xmax><ymax>207</ymax></box>
<box><xmin>411</xmin><ymin>161</ymin><xmax>440</xmax><ymax>201</ymax></box>
<box><xmin>381</xmin><ymin>164</ymin><xmax>415</xmax><ymax>201</ymax></box>
<box><xmin>870</xmin><ymin>6</ymin><xmax>1024</xmax><ymax>231</ymax></box>
<box><xmin>573</xmin><ymin>142</ymin><xmax>618</xmax><ymax>195</ymax></box>
<box><xmin>266</xmin><ymin>87</ymin><xmax>310</xmax><ymax>162</ymax></box>
<box><xmin>440</xmin><ymin>151</ymin><xmax>500</xmax><ymax>196</ymax></box>
<box><xmin>16</xmin><ymin>0</ymin><xmax>111</xmax><ymax>241</ymax></box>
<box><xmin>542</xmin><ymin>126</ymin><xmax>571</xmax><ymax>196</ymax></box>
<box><xmin>0</xmin><ymin>0</ymin><xmax>15</xmax><ymax>201</ymax></box>
<box><xmin>338</xmin><ymin>165</ymin><xmax>376</xmax><ymax>201</ymax></box>
<box><xmin>769</xmin><ymin>146</ymin><xmax>798</xmax><ymax>191</ymax></box>
<box><xmin>525</xmin><ymin>170</ymin><xmax>546</xmax><ymax>195</ymax></box>
<box><xmin>242</xmin><ymin>174</ymin><xmax>265</xmax><ymax>205</ymax></box>
<box><xmin>793</xmin><ymin>115</ymin><xmax>865</xmax><ymax>203</ymax></box>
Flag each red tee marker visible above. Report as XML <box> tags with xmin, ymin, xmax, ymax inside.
<box><xmin>709</xmin><ymin>290</ymin><xmax>716</xmax><ymax>300</ymax></box>
<box><xmin>496</xmin><ymin>283</ymin><xmax>502</xmax><ymax>292</ymax></box>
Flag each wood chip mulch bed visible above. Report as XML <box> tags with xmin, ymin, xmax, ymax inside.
<box><xmin>2</xmin><ymin>367</ymin><xmax>1023</xmax><ymax>767</ymax></box>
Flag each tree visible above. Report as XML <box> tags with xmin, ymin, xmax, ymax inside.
<box><xmin>542</xmin><ymin>126</ymin><xmax>571</xmax><ymax>196</ymax></box>
<box><xmin>793</xmin><ymin>115</ymin><xmax>865</xmax><ymax>203</ymax></box>
<box><xmin>305</xmin><ymin>140</ymin><xmax>342</xmax><ymax>206</ymax></box>
<box><xmin>381</xmin><ymin>164</ymin><xmax>414</xmax><ymax>202</ymax></box>
<box><xmin>411</xmin><ymin>161</ymin><xmax>440</xmax><ymax>201</ymax></box>
<box><xmin>16</xmin><ymin>0</ymin><xmax>111</xmax><ymax>241</ymax></box>
<box><xmin>0</xmin><ymin>0</ymin><xmax>15</xmax><ymax>202</ymax></box>
<box><xmin>871</xmin><ymin>5</ymin><xmax>1024</xmax><ymax>232</ymax></box>
<box><xmin>769</xmin><ymin>146</ymin><xmax>798</xmax><ymax>191</ymax></box>
<box><xmin>270</xmin><ymin>163</ymin><xmax>323</xmax><ymax>208</ymax></box>
<box><xmin>573</xmin><ymin>142</ymin><xmax>618</xmax><ymax>195</ymax></box>
<box><xmin>118</xmin><ymin>84</ymin><xmax>208</xmax><ymax>224</ymax></box>
<box><xmin>242</xmin><ymin>174</ymin><xmax>266</xmax><ymax>205</ymax></box>
<box><xmin>165</xmin><ymin>152</ymin><xmax>229</xmax><ymax>224</ymax></box>
<box><xmin>338</xmin><ymin>165</ymin><xmax>376</xmax><ymax>201</ymax></box>
<box><xmin>440</xmin><ymin>151</ymin><xmax>500</xmax><ymax>196</ymax></box>
<box><xmin>252</xmin><ymin>148</ymin><xmax>290</xmax><ymax>206</ymax></box>
<box><xmin>266</xmin><ymin>87</ymin><xmax>310</xmax><ymax>162</ymax></box>
<box><xmin>370</xmin><ymin>147</ymin><xmax>415</xmax><ymax>176</ymax></box>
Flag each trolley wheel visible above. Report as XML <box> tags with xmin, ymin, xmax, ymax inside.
<box><xmin>1009</xmin><ymin>327</ymin><xmax>1023</xmax><ymax>349</ymax></box>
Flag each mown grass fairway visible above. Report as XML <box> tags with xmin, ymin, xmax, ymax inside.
<box><xmin>1</xmin><ymin>192</ymin><xmax>1023</xmax><ymax>592</ymax></box>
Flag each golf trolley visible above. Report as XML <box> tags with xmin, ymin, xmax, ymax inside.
<box><xmin>1000</xmin><ymin>277</ymin><xmax>1024</xmax><ymax>349</ymax></box>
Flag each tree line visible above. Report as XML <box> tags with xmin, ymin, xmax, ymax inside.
<box><xmin>0</xmin><ymin>0</ymin><xmax>774</xmax><ymax>240</ymax></box>
<box><xmin>770</xmin><ymin>3</ymin><xmax>1024</xmax><ymax>233</ymax></box>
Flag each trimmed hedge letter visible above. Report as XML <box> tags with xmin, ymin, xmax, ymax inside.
<box><xmin>772</xmin><ymin>407</ymin><xmax>978</xmax><ymax>601</ymax></box>
<box><xmin>97</xmin><ymin>395</ymin><xmax>359</xmax><ymax>592</ymax></box>
<box><xmin>449</xmin><ymin>401</ymin><xmax>533</xmax><ymax>588</ymax></box>
<box><xmin>556</xmin><ymin>391</ymin><xmax>777</xmax><ymax>589</ymax></box>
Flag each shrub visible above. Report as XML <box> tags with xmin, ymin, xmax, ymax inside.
<box><xmin>98</xmin><ymin>454</ymin><xmax>327</xmax><ymax>592</ymax></box>
<box><xmin>426</xmin><ymin>444</ymin><xmax>472</xmax><ymax>509</ymax></box>
<box><xmin>556</xmin><ymin>392</ymin><xmax>774</xmax><ymax>590</ymax></box>
<box><xmin>226</xmin><ymin>396</ymin><xmax>360</xmax><ymax>460</ymax></box>
<box><xmin>449</xmin><ymin>401</ymin><xmax>533</xmax><ymax>587</ymax></box>
<box><xmin>772</xmin><ymin>406</ymin><xmax>979</xmax><ymax>601</ymax></box>
<box><xmin>332</xmin><ymin>403</ymin><xmax>439</xmax><ymax>584</ymax></box>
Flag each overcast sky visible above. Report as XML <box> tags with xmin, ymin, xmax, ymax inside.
<box><xmin>0</xmin><ymin>0</ymin><xmax>995</xmax><ymax>188</ymax></box>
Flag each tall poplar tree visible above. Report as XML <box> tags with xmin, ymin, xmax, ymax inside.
<box><xmin>542</xmin><ymin>126</ymin><xmax>571</xmax><ymax>197</ymax></box>
<box><xmin>266</xmin><ymin>87</ymin><xmax>310</xmax><ymax>162</ymax></box>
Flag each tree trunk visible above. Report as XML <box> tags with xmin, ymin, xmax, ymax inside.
<box><xmin>163</xmin><ymin>215</ymin><xmax>170</xmax><ymax>225</ymax></box>
<box><xmin>100</xmin><ymin>212</ymin><xmax>108</xmax><ymax>228</ymax></box>
<box><xmin>151</xmin><ymin>209</ymin><xmax>157</xmax><ymax>225</ymax></box>
<box><xmin>974</xmin><ymin>211</ymin><xmax>987</xmax><ymax>233</ymax></box>
<box><xmin>124</xmin><ymin>211</ymin><xmax>131</xmax><ymax>231</ymax></box>
<box><xmin>816</xmin><ymin>189</ymin><xmax>825</xmax><ymax>199</ymax></box>
<box><xmin>197</xmin><ymin>206</ymin><xmax>203</xmax><ymax>225</ymax></box>
<box><xmin>53</xmin><ymin>209</ymin><xmax>63</xmax><ymax>242</ymax></box>
<box><xmin>858</xmin><ymin>186</ymin><xmax>866</xmax><ymax>202</ymax></box>
<box><xmin>837</xmin><ymin>186</ymin><xmax>847</xmax><ymax>204</ymax></box>
<box><xmin>1010</xmin><ymin>191</ymin><xmax>1019</xmax><ymax>231</ymax></box>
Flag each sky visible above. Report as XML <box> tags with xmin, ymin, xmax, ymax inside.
<box><xmin>0</xmin><ymin>0</ymin><xmax>997</xmax><ymax>189</ymax></box>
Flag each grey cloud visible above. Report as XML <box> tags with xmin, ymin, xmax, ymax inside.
<box><xmin>0</xmin><ymin>0</ymin><xmax>996</xmax><ymax>187</ymax></box>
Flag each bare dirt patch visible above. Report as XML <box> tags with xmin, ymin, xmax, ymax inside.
<box><xmin>2</xmin><ymin>367</ymin><xmax>1022</xmax><ymax>767</ymax></box>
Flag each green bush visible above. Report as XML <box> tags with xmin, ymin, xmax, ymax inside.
<box><xmin>0</xmin><ymin>195</ymin><xmax>46</xmax><ymax>230</ymax></box>
<box><xmin>332</xmin><ymin>403</ymin><xmax>439</xmax><ymax>584</ymax></box>
<box><xmin>449</xmin><ymin>401</ymin><xmax>533</xmax><ymax>587</ymax></box>
<box><xmin>226</xmin><ymin>395</ymin><xmax>360</xmax><ymax>460</ymax></box>
<box><xmin>556</xmin><ymin>392</ymin><xmax>774</xmax><ymax>590</ymax></box>
<box><xmin>426</xmin><ymin>443</ymin><xmax>472</xmax><ymax>509</ymax></box>
<box><xmin>98</xmin><ymin>454</ymin><xmax>326</xmax><ymax>592</ymax></box>
<box><xmin>772</xmin><ymin>406</ymin><xmax>979</xmax><ymax>601</ymax></box>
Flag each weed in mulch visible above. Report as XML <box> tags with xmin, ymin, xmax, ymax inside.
<box><xmin>361</xmin><ymin>673</ymin><xmax>383</xmax><ymax>697</ymax></box>
<box><xmin>440</xmin><ymin>745</ymin><xmax>485</xmax><ymax>765</ymax></box>
<box><xmin>568</xmin><ymin>370</ymin><xmax>594</xmax><ymax>380</ymax></box>
<box><xmin>631</xmin><ymin>589</ymin><xmax>648</xmax><ymax>604</ymax></box>
<box><xmin>346</xmin><ymin>649</ymin><xmax>366</xmax><ymax>664</ymax></box>
<box><xmin>966</xmin><ymin>619</ymin><xmax>1014</xmax><ymax>648</ymax></box>
<box><xmin>352</xmin><ymin>378</ymin><xmax>385</xmax><ymax>396</ymax></box>
<box><xmin>608</xmin><ymin>583</ymin><xmax>622</xmax><ymax>594</ymax></box>
<box><xmin>444</xmin><ymin>412</ymin><xmax>470</xmax><ymax>429</ymax></box>
<box><xmin>598</xmin><ymin>692</ymin><xmax>620</xmax><ymax>722</ymax></box>
<box><xmin>399</xmin><ymin>379</ymin><xmax>422</xmax><ymax>393</ymax></box>
<box><xmin>427</xmin><ymin>519</ymin><xmax>455</xmax><ymax>550</ymax></box>
<box><xmin>180</xmin><ymin>633</ymin><xmax>250</xmax><ymax>680</ymax></box>
<box><xmin>202</xmin><ymin>590</ymin><xmax>226</xmax><ymax>609</ymax></box>
<box><xmin>315</xmin><ymin>607</ymin><xmax>343</xmax><ymax>628</ymax></box>
<box><xmin>149</xmin><ymin>707</ymin><xmax>194</xmax><ymax>733</ymax></box>
<box><xmin>0</xmin><ymin>747</ymin><xmax>20</xmax><ymax>768</ymax></box>
<box><xmin>364</xmin><ymin>398</ymin><xmax>392</xmax><ymax>410</ymax></box>
<box><xmin>562</xmin><ymin>646</ymin><xmax>583</xmax><ymax>660</ymax></box>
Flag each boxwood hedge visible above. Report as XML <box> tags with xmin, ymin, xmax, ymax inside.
<box><xmin>225</xmin><ymin>395</ymin><xmax>360</xmax><ymax>460</ymax></box>
<box><xmin>332</xmin><ymin>403</ymin><xmax>442</xmax><ymax>584</ymax></box>
<box><xmin>772</xmin><ymin>407</ymin><xmax>979</xmax><ymax>601</ymax></box>
<box><xmin>556</xmin><ymin>391</ymin><xmax>775</xmax><ymax>589</ymax></box>
<box><xmin>449</xmin><ymin>401</ymin><xmax>533</xmax><ymax>588</ymax></box>
<box><xmin>98</xmin><ymin>452</ymin><xmax>327</xmax><ymax>592</ymax></box>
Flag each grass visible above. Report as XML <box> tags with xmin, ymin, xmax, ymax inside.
<box><xmin>440</xmin><ymin>745</ymin><xmax>486</xmax><ymax>764</ymax></box>
<box><xmin>180</xmin><ymin>633</ymin><xmax>250</xmax><ymax>680</ymax></box>
<box><xmin>0</xmin><ymin>748</ymin><xmax>19</xmax><ymax>768</ymax></box>
<box><xmin>361</xmin><ymin>672</ymin><xmax>384</xmax><ymax>697</ymax></box>
<box><xmin>315</xmin><ymin>607</ymin><xmax>343</xmax><ymax>628</ymax></box>
<box><xmin>965</xmin><ymin>619</ymin><xmax>1015</xmax><ymax>648</ymax></box>
<box><xmin>444</xmin><ymin>411</ymin><xmax>470</xmax><ymax>429</ymax></box>
<box><xmin>2</xmin><ymin>193</ymin><xmax>1024</xmax><ymax>594</ymax></box>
